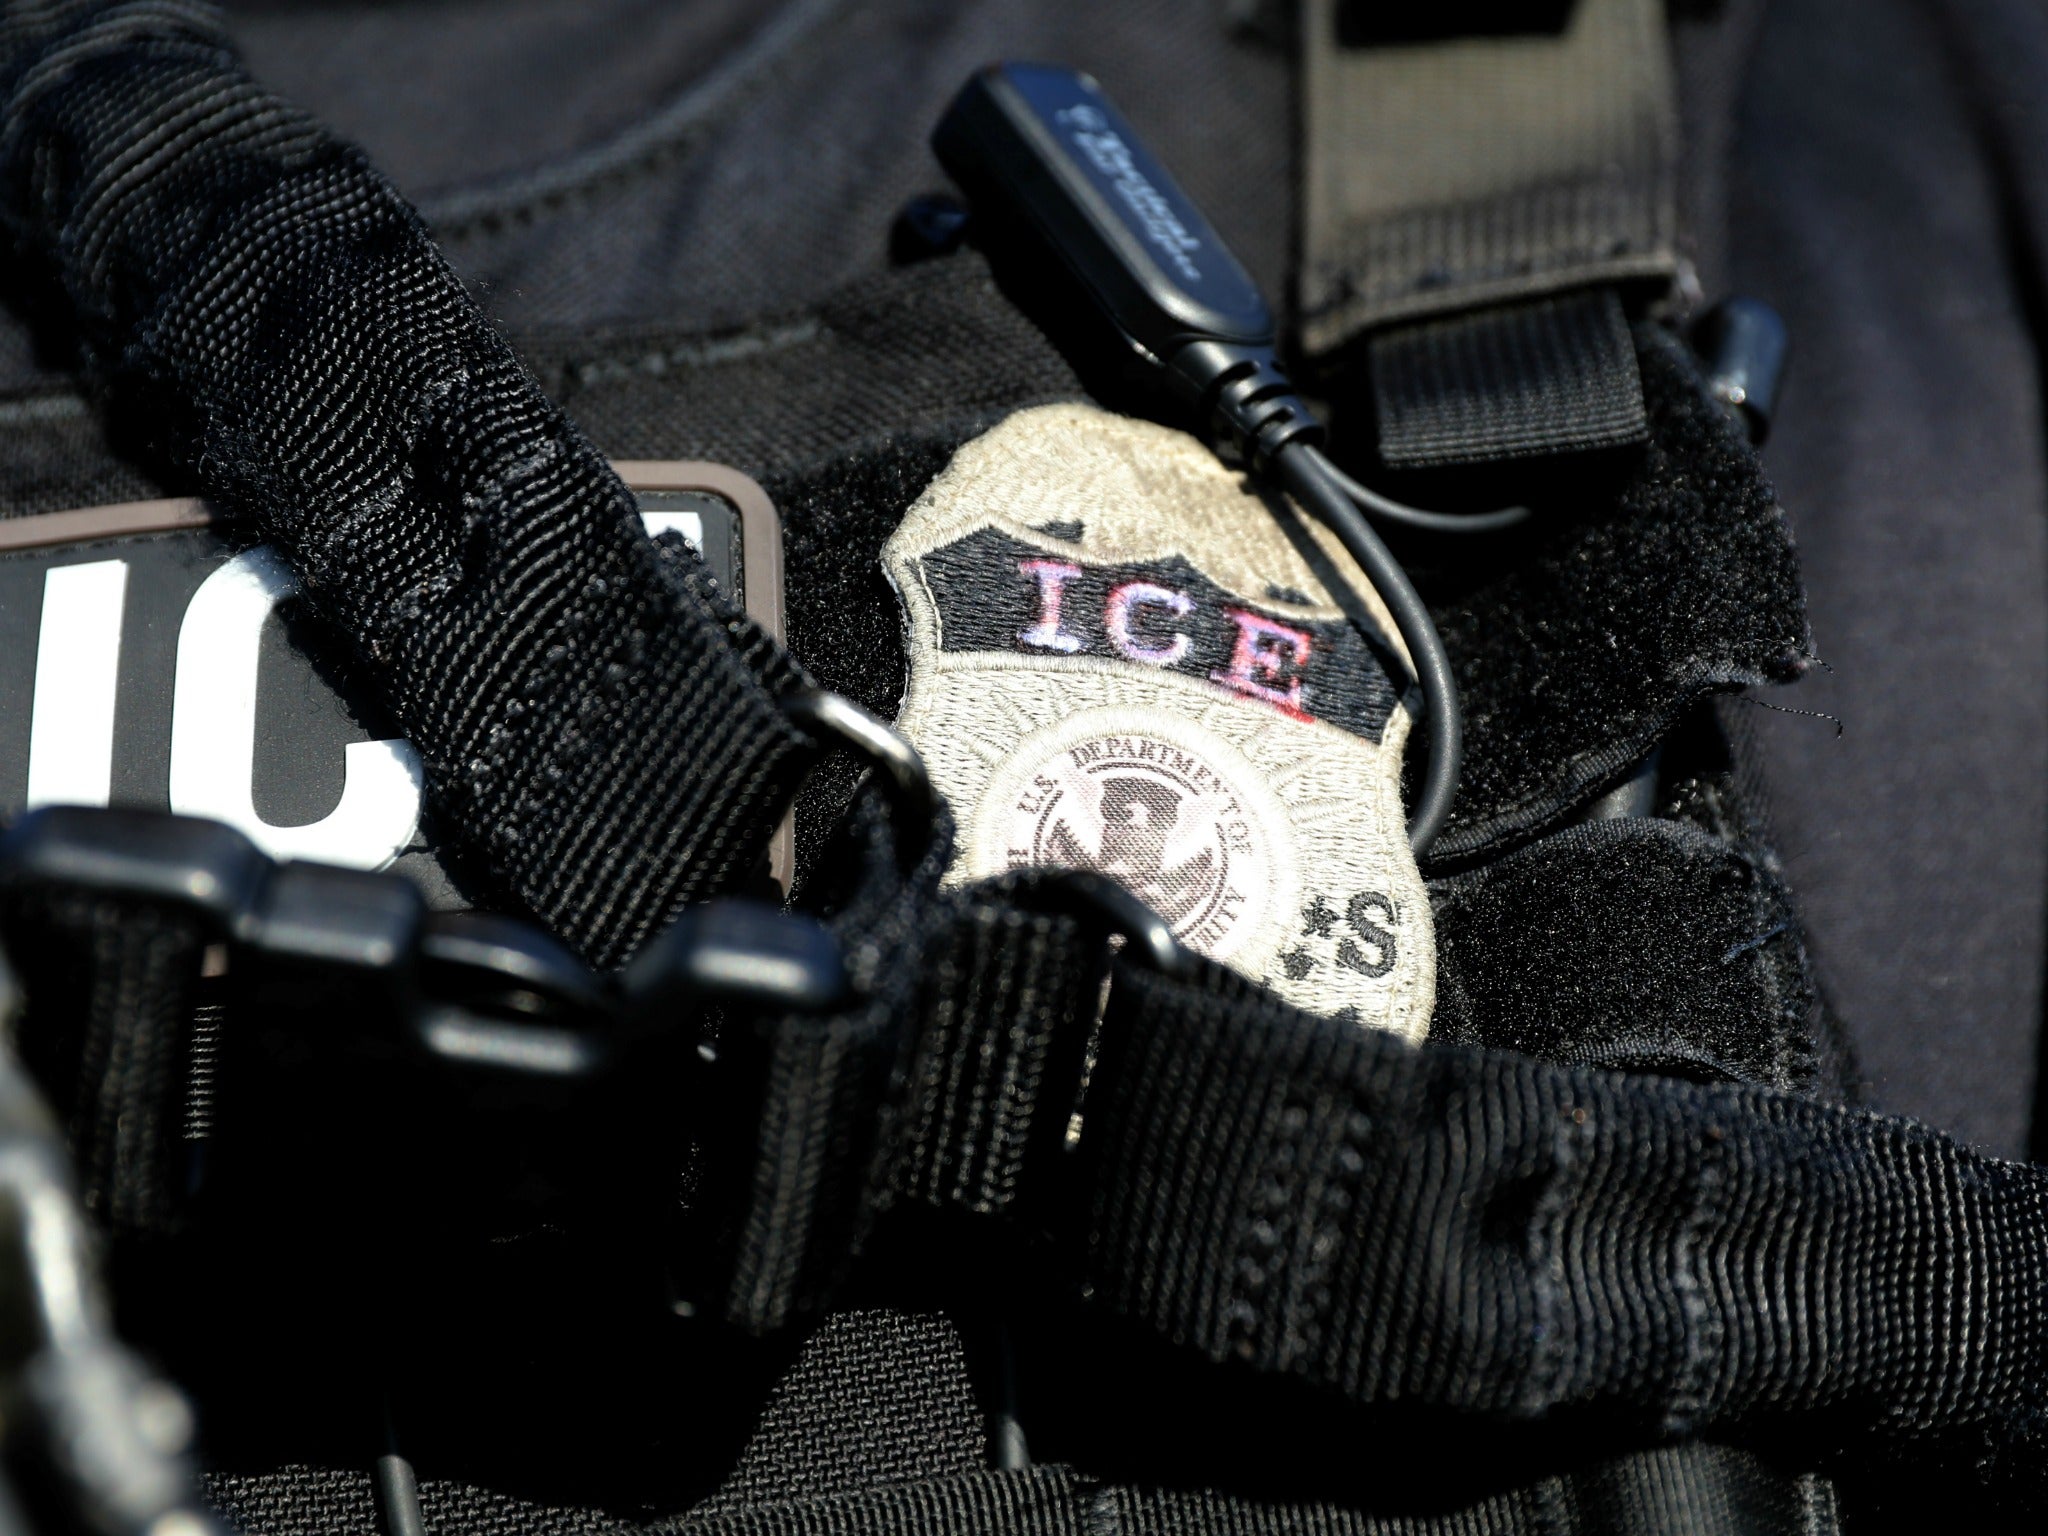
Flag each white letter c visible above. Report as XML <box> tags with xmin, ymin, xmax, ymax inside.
<box><xmin>169</xmin><ymin>548</ymin><xmax>424</xmax><ymax>869</ymax></box>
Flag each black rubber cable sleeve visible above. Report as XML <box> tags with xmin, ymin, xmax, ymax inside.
<box><xmin>1273</xmin><ymin>443</ymin><xmax>1463</xmax><ymax>855</ymax></box>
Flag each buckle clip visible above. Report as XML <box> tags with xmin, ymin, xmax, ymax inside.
<box><xmin>0</xmin><ymin>807</ymin><xmax>855</xmax><ymax>1274</ymax></box>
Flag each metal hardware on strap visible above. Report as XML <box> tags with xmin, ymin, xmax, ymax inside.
<box><xmin>0</xmin><ymin>954</ymin><xmax>225</xmax><ymax>1536</ymax></box>
<box><xmin>1691</xmin><ymin>296</ymin><xmax>1789</xmax><ymax>444</ymax></box>
<box><xmin>993</xmin><ymin>868</ymin><xmax>1190</xmax><ymax>979</ymax></box>
<box><xmin>782</xmin><ymin>688</ymin><xmax>937</xmax><ymax>875</ymax></box>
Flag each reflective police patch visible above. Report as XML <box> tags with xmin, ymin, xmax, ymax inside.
<box><xmin>0</xmin><ymin>461</ymin><xmax>788</xmax><ymax>899</ymax></box>
<box><xmin>884</xmin><ymin>403</ymin><xmax>1433</xmax><ymax>1038</ymax></box>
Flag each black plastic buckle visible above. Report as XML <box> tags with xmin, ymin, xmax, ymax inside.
<box><xmin>0</xmin><ymin>801</ymin><xmax>269</xmax><ymax>932</ymax></box>
<box><xmin>0</xmin><ymin>806</ymin><xmax>856</xmax><ymax>1272</ymax></box>
<box><xmin>0</xmin><ymin>685</ymin><xmax>933</xmax><ymax>1323</ymax></box>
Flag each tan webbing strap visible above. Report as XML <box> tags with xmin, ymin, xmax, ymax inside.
<box><xmin>1301</xmin><ymin>0</ymin><xmax>1685</xmax><ymax>355</ymax></box>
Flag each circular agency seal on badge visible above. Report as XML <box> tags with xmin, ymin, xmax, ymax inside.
<box><xmin>974</xmin><ymin>708</ymin><xmax>1288</xmax><ymax>964</ymax></box>
<box><xmin>883</xmin><ymin>402</ymin><xmax>1435</xmax><ymax>1040</ymax></box>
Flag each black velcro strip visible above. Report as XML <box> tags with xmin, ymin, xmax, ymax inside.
<box><xmin>1430</xmin><ymin>816</ymin><xmax>1816</xmax><ymax>1089</ymax></box>
<box><xmin>1368</xmin><ymin>289</ymin><xmax>1649</xmax><ymax>468</ymax></box>
<box><xmin>1426</xmin><ymin>324</ymin><xmax>1810</xmax><ymax>866</ymax></box>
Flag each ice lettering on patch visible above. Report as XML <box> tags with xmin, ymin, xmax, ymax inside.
<box><xmin>883</xmin><ymin>403</ymin><xmax>1433</xmax><ymax>1038</ymax></box>
<box><xmin>920</xmin><ymin>530</ymin><xmax>1403</xmax><ymax>743</ymax></box>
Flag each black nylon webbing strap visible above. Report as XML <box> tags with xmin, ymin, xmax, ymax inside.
<box><xmin>4</xmin><ymin>810</ymin><xmax>2042</xmax><ymax>1504</ymax></box>
<box><xmin>1429</xmin><ymin>816</ymin><xmax>1819</xmax><ymax>1090</ymax></box>
<box><xmin>717</xmin><ymin>801</ymin><xmax>962</xmax><ymax>1334</ymax></box>
<box><xmin>0</xmin><ymin>1</ymin><xmax>811</xmax><ymax>966</ymax></box>
<box><xmin>658</xmin><ymin>843</ymin><xmax>2036</xmax><ymax>1499</ymax></box>
<box><xmin>204</xmin><ymin>1451</ymin><xmax>1832</xmax><ymax>1536</ymax></box>
<box><xmin>890</xmin><ymin>898</ymin><xmax>1101</xmax><ymax>1217</ymax></box>
<box><xmin>1301</xmin><ymin>0</ymin><xmax>1684</xmax><ymax>349</ymax></box>
<box><xmin>1075</xmin><ymin>957</ymin><xmax>2048</xmax><ymax>1498</ymax></box>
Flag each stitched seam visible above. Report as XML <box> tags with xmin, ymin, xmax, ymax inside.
<box><xmin>1666</xmin><ymin>1116</ymin><xmax>1726</xmax><ymax>1434</ymax></box>
<box><xmin>1523</xmin><ymin>1101</ymin><xmax>1587</xmax><ymax>1415</ymax></box>
<box><xmin>1303</xmin><ymin>244</ymin><xmax>1675</xmax><ymax>322</ymax></box>
<box><xmin>1226</xmin><ymin>1097</ymin><xmax>1297</xmax><ymax>1364</ymax></box>
<box><xmin>1432</xmin><ymin>657</ymin><xmax>1805</xmax><ymax>863</ymax></box>
<box><xmin>1277</xmin><ymin>1084</ymin><xmax>1356</xmax><ymax>1372</ymax></box>
<box><xmin>563</xmin><ymin>318</ymin><xmax>825</xmax><ymax>388</ymax></box>
<box><xmin>417</xmin><ymin>0</ymin><xmax>846</xmax><ymax>236</ymax></box>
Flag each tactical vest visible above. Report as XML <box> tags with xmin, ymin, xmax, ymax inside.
<box><xmin>0</xmin><ymin>3</ymin><xmax>2038</xmax><ymax>1534</ymax></box>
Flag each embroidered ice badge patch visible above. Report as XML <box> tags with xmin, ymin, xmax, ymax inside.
<box><xmin>884</xmin><ymin>403</ymin><xmax>1433</xmax><ymax>1038</ymax></box>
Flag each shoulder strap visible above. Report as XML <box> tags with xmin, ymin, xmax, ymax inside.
<box><xmin>716</xmin><ymin>863</ymin><xmax>2048</xmax><ymax>1507</ymax></box>
<box><xmin>0</xmin><ymin>0</ymin><xmax>814</xmax><ymax>967</ymax></box>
